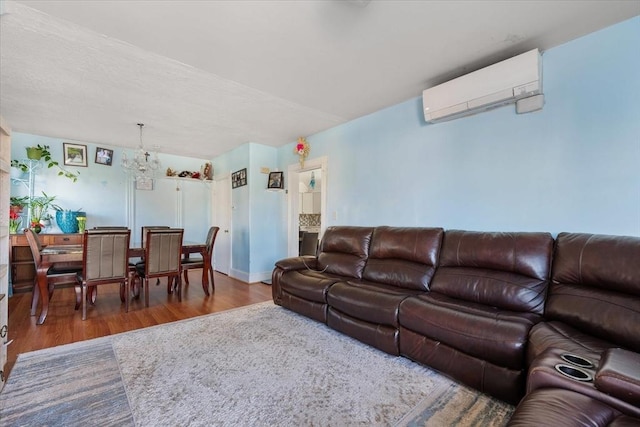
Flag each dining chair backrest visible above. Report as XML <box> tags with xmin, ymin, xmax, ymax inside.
<box><xmin>144</xmin><ymin>228</ymin><xmax>184</xmax><ymax>277</ymax></box>
<box><xmin>82</xmin><ymin>229</ymin><xmax>131</xmax><ymax>282</ymax></box>
<box><xmin>300</xmin><ymin>232</ymin><xmax>319</xmax><ymax>256</ymax></box>
<box><xmin>24</xmin><ymin>228</ymin><xmax>43</xmax><ymax>264</ymax></box>
<box><xmin>141</xmin><ymin>226</ymin><xmax>171</xmax><ymax>249</ymax></box>
<box><xmin>93</xmin><ymin>226</ymin><xmax>128</xmax><ymax>230</ymax></box>
<box><xmin>205</xmin><ymin>226</ymin><xmax>220</xmax><ymax>255</ymax></box>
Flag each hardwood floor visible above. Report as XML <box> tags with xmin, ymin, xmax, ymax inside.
<box><xmin>5</xmin><ymin>271</ymin><xmax>272</xmax><ymax>378</ymax></box>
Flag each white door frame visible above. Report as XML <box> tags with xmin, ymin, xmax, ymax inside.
<box><xmin>213</xmin><ymin>173</ymin><xmax>232</xmax><ymax>275</ymax></box>
<box><xmin>287</xmin><ymin>156</ymin><xmax>328</xmax><ymax>257</ymax></box>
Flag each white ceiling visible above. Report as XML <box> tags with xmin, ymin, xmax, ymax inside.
<box><xmin>1</xmin><ymin>0</ymin><xmax>638</xmax><ymax>159</ymax></box>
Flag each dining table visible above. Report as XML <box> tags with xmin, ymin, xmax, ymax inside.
<box><xmin>35</xmin><ymin>241</ymin><xmax>210</xmax><ymax>325</ymax></box>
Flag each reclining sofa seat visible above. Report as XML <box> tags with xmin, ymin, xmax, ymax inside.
<box><xmin>272</xmin><ymin>226</ymin><xmax>374</xmax><ymax>323</ymax></box>
<box><xmin>527</xmin><ymin>232</ymin><xmax>640</xmax><ymax>365</ymax></box>
<box><xmin>326</xmin><ymin>226</ymin><xmax>444</xmax><ymax>355</ymax></box>
<box><xmin>398</xmin><ymin>230</ymin><xmax>554</xmax><ymax>404</ymax></box>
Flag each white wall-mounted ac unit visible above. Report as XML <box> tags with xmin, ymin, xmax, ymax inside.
<box><xmin>423</xmin><ymin>48</ymin><xmax>542</xmax><ymax>123</ymax></box>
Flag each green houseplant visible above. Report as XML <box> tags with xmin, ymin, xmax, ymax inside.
<box><xmin>24</xmin><ymin>144</ymin><xmax>80</xmax><ymax>182</ymax></box>
<box><xmin>29</xmin><ymin>191</ymin><xmax>59</xmax><ymax>233</ymax></box>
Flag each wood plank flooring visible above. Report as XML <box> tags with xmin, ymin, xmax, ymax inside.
<box><xmin>5</xmin><ymin>271</ymin><xmax>272</xmax><ymax>378</ymax></box>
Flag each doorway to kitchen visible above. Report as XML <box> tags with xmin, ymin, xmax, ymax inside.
<box><xmin>287</xmin><ymin>156</ymin><xmax>327</xmax><ymax>258</ymax></box>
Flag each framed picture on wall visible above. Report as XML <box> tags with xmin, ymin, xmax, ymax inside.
<box><xmin>95</xmin><ymin>147</ymin><xmax>113</xmax><ymax>166</ymax></box>
<box><xmin>267</xmin><ymin>171</ymin><xmax>284</xmax><ymax>189</ymax></box>
<box><xmin>135</xmin><ymin>177</ymin><xmax>154</xmax><ymax>190</ymax></box>
<box><xmin>63</xmin><ymin>143</ymin><xmax>88</xmax><ymax>167</ymax></box>
<box><xmin>232</xmin><ymin>168</ymin><xmax>247</xmax><ymax>189</ymax></box>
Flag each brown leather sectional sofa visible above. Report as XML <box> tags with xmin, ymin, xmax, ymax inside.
<box><xmin>272</xmin><ymin>226</ymin><xmax>640</xmax><ymax>425</ymax></box>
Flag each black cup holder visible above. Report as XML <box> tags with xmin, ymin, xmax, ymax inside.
<box><xmin>554</xmin><ymin>364</ymin><xmax>593</xmax><ymax>382</ymax></box>
<box><xmin>560</xmin><ymin>353</ymin><xmax>594</xmax><ymax>369</ymax></box>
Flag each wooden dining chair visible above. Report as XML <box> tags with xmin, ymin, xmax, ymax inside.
<box><xmin>24</xmin><ymin>228</ymin><xmax>83</xmax><ymax>316</ymax></box>
<box><xmin>300</xmin><ymin>232</ymin><xmax>319</xmax><ymax>256</ymax></box>
<box><xmin>181</xmin><ymin>226</ymin><xmax>219</xmax><ymax>293</ymax></box>
<box><xmin>77</xmin><ymin>229</ymin><xmax>131</xmax><ymax>320</ymax></box>
<box><xmin>133</xmin><ymin>228</ymin><xmax>184</xmax><ymax>308</ymax></box>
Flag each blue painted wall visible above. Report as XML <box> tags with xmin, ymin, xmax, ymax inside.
<box><xmin>16</xmin><ymin>16</ymin><xmax>637</xmax><ymax>283</ymax></box>
<box><xmin>212</xmin><ymin>142</ymin><xmax>282</xmax><ymax>281</ymax></box>
<box><xmin>11</xmin><ymin>133</ymin><xmax>211</xmax><ymax>239</ymax></box>
<box><xmin>274</xmin><ymin>15</ymin><xmax>640</xmax><ymax>240</ymax></box>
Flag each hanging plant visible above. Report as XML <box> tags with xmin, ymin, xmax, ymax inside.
<box><xmin>25</xmin><ymin>144</ymin><xmax>80</xmax><ymax>182</ymax></box>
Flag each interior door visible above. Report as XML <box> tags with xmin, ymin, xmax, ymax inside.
<box><xmin>213</xmin><ymin>175</ymin><xmax>231</xmax><ymax>275</ymax></box>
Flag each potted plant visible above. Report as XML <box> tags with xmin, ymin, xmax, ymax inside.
<box><xmin>24</xmin><ymin>144</ymin><xmax>80</xmax><ymax>182</ymax></box>
<box><xmin>10</xmin><ymin>159</ymin><xmax>28</xmax><ymax>180</ymax></box>
<box><xmin>29</xmin><ymin>191</ymin><xmax>59</xmax><ymax>233</ymax></box>
<box><xmin>10</xmin><ymin>195</ymin><xmax>29</xmax><ymax>215</ymax></box>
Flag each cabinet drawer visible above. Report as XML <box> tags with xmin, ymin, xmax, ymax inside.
<box><xmin>11</xmin><ymin>247</ymin><xmax>33</xmax><ymax>262</ymax></box>
<box><xmin>48</xmin><ymin>235</ymin><xmax>82</xmax><ymax>245</ymax></box>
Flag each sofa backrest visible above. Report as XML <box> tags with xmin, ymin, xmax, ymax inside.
<box><xmin>362</xmin><ymin>226</ymin><xmax>443</xmax><ymax>290</ymax></box>
<box><xmin>546</xmin><ymin>232</ymin><xmax>640</xmax><ymax>352</ymax></box>
<box><xmin>430</xmin><ymin>230</ymin><xmax>554</xmax><ymax>314</ymax></box>
<box><xmin>317</xmin><ymin>226</ymin><xmax>374</xmax><ymax>279</ymax></box>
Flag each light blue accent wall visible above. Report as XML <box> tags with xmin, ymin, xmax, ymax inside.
<box><xmin>212</xmin><ymin>143</ymin><xmax>282</xmax><ymax>280</ymax></box>
<box><xmin>11</xmin><ymin>133</ymin><xmax>211</xmax><ymax>234</ymax></box>
<box><xmin>274</xmin><ymin>16</ymin><xmax>640</xmax><ymax>243</ymax></box>
<box><xmin>248</xmin><ymin>143</ymin><xmax>282</xmax><ymax>278</ymax></box>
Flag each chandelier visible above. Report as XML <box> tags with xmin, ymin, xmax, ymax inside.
<box><xmin>121</xmin><ymin>123</ymin><xmax>161</xmax><ymax>179</ymax></box>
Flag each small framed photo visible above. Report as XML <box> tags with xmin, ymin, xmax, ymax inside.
<box><xmin>232</xmin><ymin>168</ymin><xmax>247</xmax><ymax>189</ymax></box>
<box><xmin>95</xmin><ymin>147</ymin><xmax>113</xmax><ymax>166</ymax></box>
<box><xmin>267</xmin><ymin>171</ymin><xmax>284</xmax><ymax>189</ymax></box>
<box><xmin>63</xmin><ymin>143</ymin><xmax>88</xmax><ymax>167</ymax></box>
<box><xmin>135</xmin><ymin>177</ymin><xmax>154</xmax><ymax>190</ymax></box>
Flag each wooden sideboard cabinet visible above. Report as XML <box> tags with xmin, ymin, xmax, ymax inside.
<box><xmin>9</xmin><ymin>233</ymin><xmax>82</xmax><ymax>293</ymax></box>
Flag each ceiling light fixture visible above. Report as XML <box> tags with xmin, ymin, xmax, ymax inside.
<box><xmin>121</xmin><ymin>123</ymin><xmax>161</xmax><ymax>180</ymax></box>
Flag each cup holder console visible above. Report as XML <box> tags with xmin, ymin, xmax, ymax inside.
<box><xmin>560</xmin><ymin>353</ymin><xmax>594</xmax><ymax>368</ymax></box>
<box><xmin>554</xmin><ymin>364</ymin><xmax>593</xmax><ymax>382</ymax></box>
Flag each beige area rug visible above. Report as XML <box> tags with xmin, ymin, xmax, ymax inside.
<box><xmin>0</xmin><ymin>302</ymin><xmax>513</xmax><ymax>426</ymax></box>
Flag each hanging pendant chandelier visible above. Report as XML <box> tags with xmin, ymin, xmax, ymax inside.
<box><xmin>121</xmin><ymin>123</ymin><xmax>161</xmax><ymax>179</ymax></box>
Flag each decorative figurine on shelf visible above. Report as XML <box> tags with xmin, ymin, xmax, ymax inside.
<box><xmin>166</xmin><ymin>167</ymin><xmax>177</xmax><ymax>177</ymax></box>
<box><xmin>295</xmin><ymin>137</ymin><xmax>310</xmax><ymax>168</ymax></box>
<box><xmin>203</xmin><ymin>162</ymin><xmax>213</xmax><ymax>180</ymax></box>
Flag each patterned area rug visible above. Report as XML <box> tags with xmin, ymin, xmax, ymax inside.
<box><xmin>0</xmin><ymin>302</ymin><xmax>513</xmax><ymax>426</ymax></box>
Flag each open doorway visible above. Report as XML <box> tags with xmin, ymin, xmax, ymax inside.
<box><xmin>287</xmin><ymin>156</ymin><xmax>327</xmax><ymax>257</ymax></box>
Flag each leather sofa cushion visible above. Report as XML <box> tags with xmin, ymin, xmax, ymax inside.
<box><xmin>280</xmin><ymin>270</ymin><xmax>345</xmax><ymax>303</ymax></box>
<box><xmin>431</xmin><ymin>267</ymin><xmax>548</xmax><ymax>314</ymax></box>
<box><xmin>526</xmin><ymin>320</ymin><xmax>611</xmax><ymax>365</ymax></box>
<box><xmin>552</xmin><ymin>233</ymin><xmax>640</xmax><ymax>295</ymax></box>
<box><xmin>361</xmin><ymin>226</ymin><xmax>443</xmax><ymax>291</ymax></box>
<box><xmin>399</xmin><ymin>293</ymin><xmax>540</xmax><ymax>370</ymax></box>
<box><xmin>507</xmin><ymin>388</ymin><xmax>633</xmax><ymax>427</ymax></box>
<box><xmin>431</xmin><ymin>230</ymin><xmax>553</xmax><ymax>315</ymax></box>
<box><xmin>327</xmin><ymin>281</ymin><xmax>422</xmax><ymax>326</ymax></box>
<box><xmin>316</xmin><ymin>226</ymin><xmax>374</xmax><ymax>279</ymax></box>
<box><xmin>546</xmin><ymin>233</ymin><xmax>640</xmax><ymax>352</ymax></box>
<box><xmin>439</xmin><ymin>230</ymin><xmax>553</xmax><ymax>280</ymax></box>
<box><xmin>545</xmin><ymin>283</ymin><xmax>640</xmax><ymax>353</ymax></box>
<box><xmin>596</xmin><ymin>348</ymin><xmax>640</xmax><ymax>407</ymax></box>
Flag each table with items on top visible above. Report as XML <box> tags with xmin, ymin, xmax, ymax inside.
<box><xmin>35</xmin><ymin>241</ymin><xmax>209</xmax><ymax>325</ymax></box>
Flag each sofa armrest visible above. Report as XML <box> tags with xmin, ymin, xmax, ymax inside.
<box><xmin>595</xmin><ymin>348</ymin><xmax>640</xmax><ymax>407</ymax></box>
<box><xmin>275</xmin><ymin>256</ymin><xmax>317</xmax><ymax>272</ymax></box>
